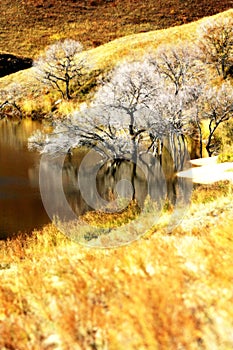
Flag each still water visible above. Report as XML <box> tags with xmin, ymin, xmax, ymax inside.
<box><xmin>0</xmin><ymin>118</ymin><xmax>191</xmax><ymax>240</ymax></box>
<box><xmin>0</xmin><ymin>118</ymin><xmax>50</xmax><ymax>239</ymax></box>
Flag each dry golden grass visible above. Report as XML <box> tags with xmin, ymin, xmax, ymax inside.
<box><xmin>0</xmin><ymin>182</ymin><xmax>232</xmax><ymax>349</ymax></box>
<box><xmin>0</xmin><ymin>10</ymin><xmax>233</xmax><ymax>117</ymax></box>
<box><xmin>1</xmin><ymin>5</ymin><xmax>233</xmax><ymax>348</ymax></box>
<box><xmin>81</xmin><ymin>200</ymin><xmax>141</xmax><ymax>229</ymax></box>
<box><xmin>1</xmin><ymin>0</ymin><xmax>232</xmax><ymax>58</ymax></box>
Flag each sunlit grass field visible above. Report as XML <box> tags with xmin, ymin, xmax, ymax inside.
<box><xmin>0</xmin><ymin>181</ymin><xmax>232</xmax><ymax>349</ymax></box>
<box><xmin>1</xmin><ymin>5</ymin><xmax>233</xmax><ymax>348</ymax></box>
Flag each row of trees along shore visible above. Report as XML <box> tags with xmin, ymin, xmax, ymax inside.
<box><xmin>2</xmin><ymin>16</ymin><xmax>233</xmax><ymax>161</ymax></box>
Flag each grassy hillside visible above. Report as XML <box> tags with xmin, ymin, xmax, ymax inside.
<box><xmin>0</xmin><ymin>182</ymin><xmax>232</xmax><ymax>349</ymax></box>
<box><xmin>1</xmin><ymin>0</ymin><xmax>232</xmax><ymax>58</ymax></box>
<box><xmin>1</xmin><ymin>9</ymin><xmax>233</xmax><ymax>119</ymax></box>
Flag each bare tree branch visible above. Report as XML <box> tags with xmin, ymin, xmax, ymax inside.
<box><xmin>33</xmin><ymin>39</ymin><xmax>91</xmax><ymax>100</ymax></box>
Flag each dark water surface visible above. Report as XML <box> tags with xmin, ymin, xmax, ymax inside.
<box><xmin>0</xmin><ymin>119</ymin><xmax>50</xmax><ymax>239</ymax></box>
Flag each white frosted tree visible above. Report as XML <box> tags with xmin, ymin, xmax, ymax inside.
<box><xmin>147</xmin><ymin>44</ymin><xmax>204</xmax><ymax>164</ymax></box>
<box><xmin>29</xmin><ymin>57</ymin><xmax>199</xmax><ymax>182</ymax></box>
<box><xmin>197</xmin><ymin>16</ymin><xmax>233</xmax><ymax>79</ymax></box>
<box><xmin>29</xmin><ymin>58</ymin><xmax>201</xmax><ymax>206</ymax></box>
<box><xmin>33</xmin><ymin>39</ymin><xmax>90</xmax><ymax>100</ymax></box>
<box><xmin>29</xmin><ymin>59</ymin><xmax>193</xmax><ymax>159</ymax></box>
<box><xmin>148</xmin><ymin>43</ymin><xmax>202</xmax><ymax>95</ymax></box>
<box><xmin>0</xmin><ymin>83</ymin><xmax>23</xmax><ymax>119</ymax></box>
<box><xmin>199</xmin><ymin>81</ymin><xmax>233</xmax><ymax>157</ymax></box>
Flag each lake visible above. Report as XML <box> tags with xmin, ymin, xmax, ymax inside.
<box><xmin>0</xmin><ymin>118</ymin><xmax>192</xmax><ymax>240</ymax></box>
<box><xmin>0</xmin><ymin>118</ymin><xmax>50</xmax><ymax>239</ymax></box>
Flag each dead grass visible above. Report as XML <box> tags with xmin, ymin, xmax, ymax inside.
<box><xmin>1</xmin><ymin>9</ymin><xmax>233</xmax><ymax>118</ymax></box>
<box><xmin>1</xmin><ymin>0</ymin><xmax>232</xmax><ymax>58</ymax></box>
<box><xmin>191</xmin><ymin>181</ymin><xmax>232</xmax><ymax>203</ymax></box>
<box><xmin>0</xmin><ymin>182</ymin><xmax>232</xmax><ymax>349</ymax></box>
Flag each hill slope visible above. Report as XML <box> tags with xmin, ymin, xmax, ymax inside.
<box><xmin>1</xmin><ymin>9</ymin><xmax>232</xmax><ymax>100</ymax></box>
<box><xmin>1</xmin><ymin>0</ymin><xmax>233</xmax><ymax>58</ymax></box>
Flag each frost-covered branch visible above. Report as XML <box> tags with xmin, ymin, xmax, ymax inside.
<box><xmin>29</xmin><ymin>59</ymin><xmax>201</xmax><ymax>162</ymax></box>
<box><xmin>199</xmin><ymin>81</ymin><xmax>233</xmax><ymax>156</ymax></box>
<box><xmin>33</xmin><ymin>39</ymin><xmax>91</xmax><ymax>100</ymax></box>
<box><xmin>197</xmin><ymin>17</ymin><xmax>233</xmax><ymax>79</ymax></box>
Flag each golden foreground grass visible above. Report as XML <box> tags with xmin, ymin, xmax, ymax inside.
<box><xmin>0</xmin><ymin>182</ymin><xmax>232</xmax><ymax>349</ymax></box>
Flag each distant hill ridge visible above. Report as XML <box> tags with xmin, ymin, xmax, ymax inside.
<box><xmin>1</xmin><ymin>0</ymin><xmax>232</xmax><ymax>59</ymax></box>
<box><xmin>0</xmin><ymin>8</ymin><xmax>233</xmax><ymax>89</ymax></box>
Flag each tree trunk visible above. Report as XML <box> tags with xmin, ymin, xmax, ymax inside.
<box><xmin>65</xmin><ymin>74</ymin><xmax>71</xmax><ymax>100</ymax></box>
<box><xmin>206</xmin><ymin>135</ymin><xmax>213</xmax><ymax>157</ymax></box>
<box><xmin>131</xmin><ymin>162</ymin><xmax>137</xmax><ymax>201</ymax></box>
